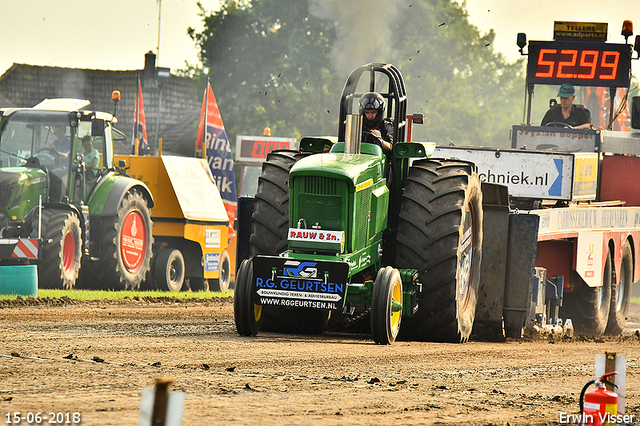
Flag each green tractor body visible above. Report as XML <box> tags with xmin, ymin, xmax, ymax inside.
<box><xmin>0</xmin><ymin>99</ymin><xmax>154</xmax><ymax>290</ymax></box>
<box><xmin>236</xmin><ymin>64</ymin><xmax>484</xmax><ymax>343</ymax></box>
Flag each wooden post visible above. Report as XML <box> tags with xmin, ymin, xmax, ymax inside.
<box><xmin>605</xmin><ymin>352</ymin><xmax>616</xmax><ymax>392</ymax></box>
<box><xmin>151</xmin><ymin>376</ymin><xmax>174</xmax><ymax>426</ymax></box>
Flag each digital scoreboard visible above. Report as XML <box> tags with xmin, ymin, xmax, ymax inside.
<box><xmin>526</xmin><ymin>41</ymin><xmax>632</xmax><ymax>87</ymax></box>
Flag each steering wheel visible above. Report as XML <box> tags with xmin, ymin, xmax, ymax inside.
<box><xmin>34</xmin><ymin>148</ymin><xmax>61</xmax><ymax>167</ymax></box>
<box><xmin>36</xmin><ymin>147</ymin><xmax>59</xmax><ymax>156</ymax></box>
<box><xmin>545</xmin><ymin>122</ymin><xmax>571</xmax><ymax>128</ymax></box>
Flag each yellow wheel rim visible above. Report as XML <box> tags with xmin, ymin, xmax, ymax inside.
<box><xmin>390</xmin><ymin>281</ymin><xmax>402</xmax><ymax>333</ymax></box>
<box><xmin>253</xmin><ymin>304</ymin><xmax>263</xmax><ymax>322</ymax></box>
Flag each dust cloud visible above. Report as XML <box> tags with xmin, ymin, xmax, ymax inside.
<box><xmin>309</xmin><ymin>0</ymin><xmax>402</xmax><ymax>77</ymax></box>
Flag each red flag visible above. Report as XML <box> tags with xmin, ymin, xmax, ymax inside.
<box><xmin>197</xmin><ymin>82</ymin><xmax>237</xmax><ymax>237</ymax></box>
<box><xmin>132</xmin><ymin>78</ymin><xmax>148</xmax><ymax>155</ymax></box>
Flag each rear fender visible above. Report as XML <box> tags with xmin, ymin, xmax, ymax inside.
<box><xmin>88</xmin><ymin>174</ymin><xmax>154</xmax><ymax>216</ymax></box>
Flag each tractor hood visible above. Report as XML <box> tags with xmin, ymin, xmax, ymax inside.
<box><xmin>289</xmin><ymin>152</ymin><xmax>384</xmax><ymax>192</ymax></box>
<box><xmin>0</xmin><ymin>168</ymin><xmax>47</xmax><ymax>218</ymax></box>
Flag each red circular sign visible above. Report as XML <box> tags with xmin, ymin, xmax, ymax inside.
<box><xmin>120</xmin><ymin>210</ymin><xmax>147</xmax><ymax>271</ymax></box>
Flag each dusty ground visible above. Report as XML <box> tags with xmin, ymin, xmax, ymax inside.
<box><xmin>1</xmin><ymin>298</ymin><xmax>639</xmax><ymax>426</ymax></box>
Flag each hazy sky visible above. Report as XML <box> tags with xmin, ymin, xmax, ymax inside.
<box><xmin>2</xmin><ymin>0</ymin><xmax>640</xmax><ymax>76</ymax></box>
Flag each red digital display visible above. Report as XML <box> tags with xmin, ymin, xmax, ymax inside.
<box><xmin>236</xmin><ymin>136</ymin><xmax>296</xmax><ymax>162</ymax></box>
<box><xmin>527</xmin><ymin>41</ymin><xmax>631</xmax><ymax>87</ymax></box>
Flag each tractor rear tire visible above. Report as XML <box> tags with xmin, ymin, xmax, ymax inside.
<box><xmin>96</xmin><ymin>189</ymin><xmax>153</xmax><ymax>290</ymax></box>
<box><xmin>249</xmin><ymin>150</ymin><xmax>310</xmax><ymax>257</ymax></box>
<box><xmin>606</xmin><ymin>243</ymin><xmax>632</xmax><ymax>335</ymax></box>
<box><xmin>39</xmin><ymin>210</ymin><xmax>82</xmax><ymax>289</ymax></box>
<box><xmin>562</xmin><ymin>250</ymin><xmax>612</xmax><ymax>336</ymax></box>
<box><xmin>248</xmin><ymin>150</ymin><xmax>329</xmax><ymax>333</ymax></box>
<box><xmin>234</xmin><ymin>259</ymin><xmax>262</xmax><ymax>336</ymax></box>
<box><xmin>371</xmin><ymin>266</ymin><xmax>403</xmax><ymax>344</ymax></box>
<box><xmin>154</xmin><ymin>248</ymin><xmax>185</xmax><ymax>292</ymax></box>
<box><xmin>209</xmin><ymin>250</ymin><xmax>231</xmax><ymax>292</ymax></box>
<box><xmin>395</xmin><ymin>159</ymin><xmax>483</xmax><ymax>343</ymax></box>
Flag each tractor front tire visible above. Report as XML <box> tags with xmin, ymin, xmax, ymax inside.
<box><xmin>371</xmin><ymin>266</ymin><xmax>403</xmax><ymax>344</ymax></box>
<box><xmin>39</xmin><ymin>210</ymin><xmax>82</xmax><ymax>289</ymax></box>
<box><xmin>97</xmin><ymin>189</ymin><xmax>153</xmax><ymax>290</ymax></box>
<box><xmin>234</xmin><ymin>259</ymin><xmax>262</xmax><ymax>336</ymax></box>
<box><xmin>396</xmin><ymin>159</ymin><xmax>483</xmax><ymax>343</ymax></box>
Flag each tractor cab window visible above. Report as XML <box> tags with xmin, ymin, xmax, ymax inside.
<box><xmin>0</xmin><ymin>111</ymin><xmax>74</xmax><ymax>201</ymax></box>
<box><xmin>0</xmin><ymin>111</ymin><xmax>73</xmax><ymax>169</ymax></box>
<box><xmin>78</xmin><ymin>123</ymin><xmax>104</xmax><ymax>183</ymax></box>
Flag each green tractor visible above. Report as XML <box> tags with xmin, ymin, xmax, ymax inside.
<box><xmin>0</xmin><ymin>97</ymin><xmax>153</xmax><ymax>290</ymax></box>
<box><xmin>235</xmin><ymin>64</ymin><xmax>484</xmax><ymax>343</ymax></box>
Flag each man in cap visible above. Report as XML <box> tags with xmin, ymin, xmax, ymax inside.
<box><xmin>541</xmin><ymin>83</ymin><xmax>592</xmax><ymax>129</ymax></box>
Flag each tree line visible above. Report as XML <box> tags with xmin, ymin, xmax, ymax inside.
<box><xmin>181</xmin><ymin>0</ymin><xmax>526</xmax><ymax>148</ymax></box>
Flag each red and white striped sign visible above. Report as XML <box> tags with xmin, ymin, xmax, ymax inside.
<box><xmin>11</xmin><ymin>239</ymin><xmax>39</xmax><ymax>259</ymax></box>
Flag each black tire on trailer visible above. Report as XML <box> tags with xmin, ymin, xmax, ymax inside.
<box><xmin>154</xmin><ymin>248</ymin><xmax>185</xmax><ymax>292</ymax></box>
<box><xmin>234</xmin><ymin>259</ymin><xmax>263</xmax><ymax>336</ymax></box>
<box><xmin>249</xmin><ymin>150</ymin><xmax>330</xmax><ymax>333</ymax></box>
<box><xmin>97</xmin><ymin>189</ymin><xmax>153</xmax><ymax>290</ymax></box>
<box><xmin>395</xmin><ymin>159</ymin><xmax>483</xmax><ymax>343</ymax></box>
<box><xmin>189</xmin><ymin>277</ymin><xmax>209</xmax><ymax>292</ymax></box>
<box><xmin>209</xmin><ymin>250</ymin><xmax>231</xmax><ymax>292</ymax></box>
<box><xmin>605</xmin><ymin>242</ymin><xmax>632</xmax><ymax>335</ymax></box>
<box><xmin>371</xmin><ymin>266</ymin><xmax>403</xmax><ymax>345</ymax></box>
<box><xmin>562</xmin><ymin>249</ymin><xmax>612</xmax><ymax>336</ymax></box>
<box><xmin>39</xmin><ymin>210</ymin><xmax>82</xmax><ymax>289</ymax></box>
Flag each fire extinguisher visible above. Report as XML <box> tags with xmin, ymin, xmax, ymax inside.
<box><xmin>579</xmin><ymin>372</ymin><xmax>618</xmax><ymax>426</ymax></box>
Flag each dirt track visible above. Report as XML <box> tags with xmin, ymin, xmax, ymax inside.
<box><xmin>1</xmin><ymin>297</ymin><xmax>639</xmax><ymax>426</ymax></box>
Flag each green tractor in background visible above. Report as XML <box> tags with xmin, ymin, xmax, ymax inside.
<box><xmin>235</xmin><ymin>64</ymin><xmax>485</xmax><ymax>343</ymax></box>
<box><xmin>0</xmin><ymin>97</ymin><xmax>154</xmax><ymax>290</ymax></box>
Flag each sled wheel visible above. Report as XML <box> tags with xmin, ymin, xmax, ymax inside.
<box><xmin>234</xmin><ymin>259</ymin><xmax>262</xmax><ymax>336</ymax></box>
<box><xmin>605</xmin><ymin>242</ymin><xmax>632</xmax><ymax>335</ymax></box>
<box><xmin>39</xmin><ymin>210</ymin><xmax>82</xmax><ymax>289</ymax></box>
<box><xmin>209</xmin><ymin>250</ymin><xmax>231</xmax><ymax>292</ymax></box>
<box><xmin>563</xmin><ymin>248</ymin><xmax>612</xmax><ymax>336</ymax></box>
<box><xmin>371</xmin><ymin>266</ymin><xmax>403</xmax><ymax>344</ymax></box>
<box><xmin>96</xmin><ymin>189</ymin><xmax>153</xmax><ymax>290</ymax></box>
<box><xmin>395</xmin><ymin>159</ymin><xmax>483</xmax><ymax>342</ymax></box>
<box><xmin>154</xmin><ymin>248</ymin><xmax>185</xmax><ymax>292</ymax></box>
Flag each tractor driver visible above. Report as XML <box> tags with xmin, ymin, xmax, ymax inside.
<box><xmin>541</xmin><ymin>84</ymin><xmax>593</xmax><ymax>129</ymax></box>
<box><xmin>52</xmin><ymin>125</ymin><xmax>71</xmax><ymax>157</ymax></box>
<box><xmin>359</xmin><ymin>92</ymin><xmax>393</xmax><ymax>156</ymax></box>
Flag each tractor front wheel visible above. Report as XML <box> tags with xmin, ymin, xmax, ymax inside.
<box><xmin>39</xmin><ymin>210</ymin><xmax>82</xmax><ymax>289</ymax></box>
<box><xmin>371</xmin><ymin>266</ymin><xmax>403</xmax><ymax>344</ymax></box>
<box><xmin>234</xmin><ymin>259</ymin><xmax>262</xmax><ymax>336</ymax></box>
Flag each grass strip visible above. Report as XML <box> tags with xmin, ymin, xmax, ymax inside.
<box><xmin>0</xmin><ymin>289</ymin><xmax>232</xmax><ymax>301</ymax></box>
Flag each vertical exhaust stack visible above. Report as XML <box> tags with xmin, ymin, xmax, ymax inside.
<box><xmin>344</xmin><ymin>114</ymin><xmax>362</xmax><ymax>155</ymax></box>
